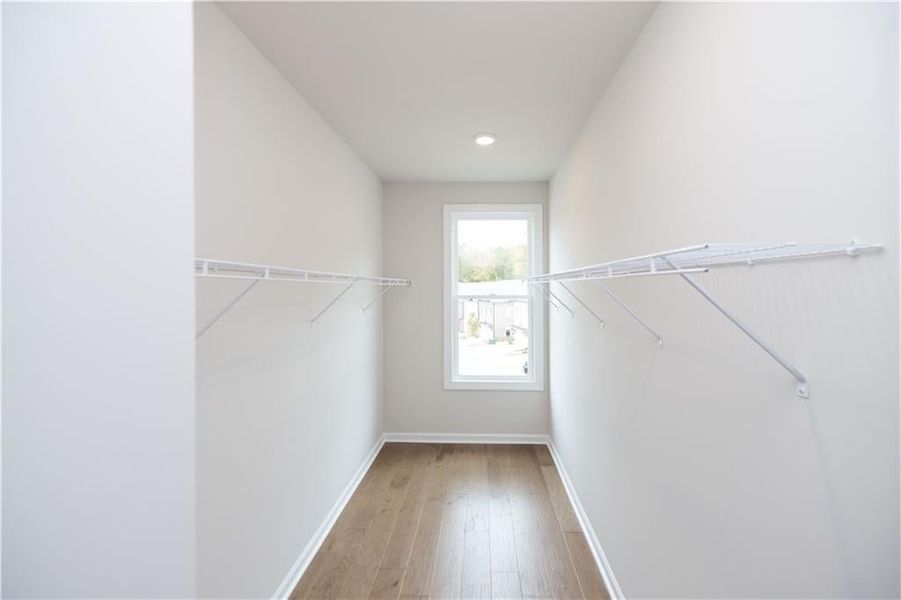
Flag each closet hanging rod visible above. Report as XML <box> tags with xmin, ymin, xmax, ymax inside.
<box><xmin>195</xmin><ymin>258</ymin><xmax>411</xmax><ymax>287</ymax></box>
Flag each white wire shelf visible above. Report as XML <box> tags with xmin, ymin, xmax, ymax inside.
<box><xmin>195</xmin><ymin>258</ymin><xmax>411</xmax><ymax>338</ymax></box>
<box><xmin>529</xmin><ymin>241</ymin><xmax>882</xmax><ymax>398</ymax></box>
<box><xmin>528</xmin><ymin>241</ymin><xmax>880</xmax><ymax>283</ymax></box>
<box><xmin>195</xmin><ymin>258</ymin><xmax>411</xmax><ymax>287</ymax></box>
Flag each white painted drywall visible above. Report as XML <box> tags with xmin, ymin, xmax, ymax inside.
<box><xmin>1</xmin><ymin>4</ymin><xmax>5</xmax><ymax>593</ymax></box>
<box><xmin>194</xmin><ymin>5</ymin><xmax>384</xmax><ymax>598</ymax></box>
<box><xmin>383</xmin><ymin>182</ymin><xmax>548</xmax><ymax>435</ymax></box>
<box><xmin>2</xmin><ymin>3</ymin><xmax>196</xmax><ymax>597</ymax></box>
<box><xmin>549</xmin><ymin>3</ymin><xmax>899</xmax><ymax>598</ymax></box>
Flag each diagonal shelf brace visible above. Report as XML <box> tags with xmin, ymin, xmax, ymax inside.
<box><xmin>661</xmin><ymin>256</ymin><xmax>809</xmax><ymax>398</ymax></box>
<box><xmin>532</xmin><ymin>281</ymin><xmax>574</xmax><ymax>316</ymax></box>
<box><xmin>547</xmin><ymin>286</ymin><xmax>575</xmax><ymax>317</ymax></box>
<box><xmin>361</xmin><ymin>285</ymin><xmax>393</xmax><ymax>313</ymax></box>
<box><xmin>310</xmin><ymin>280</ymin><xmax>357</xmax><ymax>326</ymax></box>
<box><xmin>545</xmin><ymin>292</ymin><xmax>561</xmax><ymax>311</ymax></box>
<box><xmin>557</xmin><ymin>282</ymin><xmax>605</xmax><ymax>328</ymax></box>
<box><xmin>541</xmin><ymin>286</ymin><xmax>562</xmax><ymax>311</ymax></box>
<box><xmin>545</xmin><ymin>290</ymin><xmax>564</xmax><ymax>312</ymax></box>
<box><xmin>196</xmin><ymin>279</ymin><xmax>260</xmax><ymax>340</ymax></box>
<box><xmin>597</xmin><ymin>281</ymin><xmax>664</xmax><ymax>347</ymax></box>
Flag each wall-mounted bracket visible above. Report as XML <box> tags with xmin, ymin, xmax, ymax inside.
<box><xmin>545</xmin><ymin>290</ymin><xmax>563</xmax><ymax>312</ymax></box>
<box><xmin>310</xmin><ymin>280</ymin><xmax>357</xmax><ymax>326</ymax></box>
<box><xmin>531</xmin><ymin>281</ymin><xmax>574</xmax><ymax>316</ymax></box>
<box><xmin>547</xmin><ymin>288</ymin><xmax>574</xmax><ymax>317</ymax></box>
<box><xmin>544</xmin><ymin>282</ymin><xmax>574</xmax><ymax>316</ymax></box>
<box><xmin>597</xmin><ymin>281</ymin><xmax>664</xmax><ymax>347</ymax></box>
<box><xmin>662</xmin><ymin>256</ymin><xmax>809</xmax><ymax>398</ymax></box>
<box><xmin>557</xmin><ymin>282</ymin><xmax>605</xmax><ymax>328</ymax></box>
<box><xmin>546</xmin><ymin>294</ymin><xmax>562</xmax><ymax>311</ymax></box>
<box><xmin>361</xmin><ymin>285</ymin><xmax>393</xmax><ymax>314</ymax></box>
<box><xmin>845</xmin><ymin>240</ymin><xmax>863</xmax><ymax>257</ymax></box>
<box><xmin>196</xmin><ymin>278</ymin><xmax>260</xmax><ymax>340</ymax></box>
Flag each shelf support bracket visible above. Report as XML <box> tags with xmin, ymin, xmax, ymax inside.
<box><xmin>557</xmin><ymin>282</ymin><xmax>605</xmax><ymax>328</ymax></box>
<box><xmin>662</xmin><ymin>257</ymin><xmax>809</xmax><ymax>398</ymax></box>
<box><xmin>361</xmin><ymin>285</ymin><xmax>393</xmax><ymax>314</ymax></box>
<box><xmin>196</xmin><ymin>279</ymin><xmax>260</xmax><ymax>340</ymax></box>
<box><xmin>310</xmin><ymin>280</ymin><xmax>357</xmax><ymax>326</ymax></box>
<box><xmin>597</xmin><ymin>282</ymin><xmax>664</xmax><ymax>347</ymax></box>
<box><xmin>532</xmin><ymin>282</ymin><xmax>574</xmax><ymax>316</ymax></box>
<box><xmin>546</xmin><ymin>286</ymin><xmax>574</xmax><ymax>317</ymax></box>
<box><xmin>545</xmin><ymin>293</ymin><xmax>562</xmax><ymax>311</ymax></box>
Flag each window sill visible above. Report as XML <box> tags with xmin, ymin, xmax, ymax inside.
<box><xmin>444</xmin><ymin>379</ymin><xmax>544</xmax><ymax>392</ymax></box>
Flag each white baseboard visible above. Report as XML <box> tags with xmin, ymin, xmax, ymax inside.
<box><xmin>271</xmin><ymin>433</ymin><xmax>386</xmax><ymax>600</ymax></box>
<box><xmin>271</xmin><ymin>432</ymin><xmax>622</xmax><ymax>600</ymax></box>
<box><xmin>546</xmin><ymin>439</ymin><xmax>624</xmax><ymax>600</ymax></box>
<box><xmin>383</xmin><ymin>432</ymin><xmax>550</xmax><ymax>445</ymax></box>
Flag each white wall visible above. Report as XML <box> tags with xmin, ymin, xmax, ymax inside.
<box><xmin>1</xmin><ymin>4</ymin><xmax>6</xmax><ymax>593</ymax></box>
<box><xmin>2</xmin><ymin>3</ymin><xmax>196</xmax><ymax>597</ymax></box>
<box><xmin>383</xmin><ymin>182</ymin><xmax>548</xmax><ymax>435</ymax></box>
<box><xmin>549</xmin><ymin>3</ymin><xmax>899</xmax><ymax>598</ymax></box>
<box><xmin>194</xmin><ymin>5</ymin><xmax>385</xmax><ymax>598</ymax></box>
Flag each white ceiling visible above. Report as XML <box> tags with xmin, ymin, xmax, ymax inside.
<box><xmin>221</xmin><ymin>2</ymin><xmax>656</xmax><ymax>182</ymax></box>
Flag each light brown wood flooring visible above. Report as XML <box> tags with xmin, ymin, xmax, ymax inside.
<box><xmin>291</xmin><ymin>443</ymin><xmax>609</xmax><ymax>600</ymax></box>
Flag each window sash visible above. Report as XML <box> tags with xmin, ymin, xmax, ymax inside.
<box><xmin>443</xmin><ymin>204</ymin><xmax>544</xmax><ymax>391</ymax></box>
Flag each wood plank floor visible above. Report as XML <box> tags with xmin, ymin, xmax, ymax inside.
<box><xmin>291</xmin><ymin>443</ymin><xmax>609</xmax><ymax>600</ymax></box>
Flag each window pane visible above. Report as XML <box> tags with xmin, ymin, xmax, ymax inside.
<box><xmin>456</xmin><ymin>298</ymin><xmax>529</xmax><ymax>377</ymax></box>
<box><xmin>455</xmin><ymin>218</ymin><xmax>530</xmax><ymax>378</ymax></box>
<box><xmin>457</xmin><ymin>220</ymin><xmax>528</xmax><ymax>296</ymax></box>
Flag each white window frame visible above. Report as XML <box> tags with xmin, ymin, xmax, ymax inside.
<box><xmin>443</xmin><ymin>204</ymin><xmax>544</xmax><ymax>391</ymax></box>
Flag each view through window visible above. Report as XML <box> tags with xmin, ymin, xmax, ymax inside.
<box><xmin>456</xmin><ymin>219</ymin><xmax>529</xmax><ymax>377</ymax></box>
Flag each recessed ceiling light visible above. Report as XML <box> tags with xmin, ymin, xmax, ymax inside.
<box><xmin>473</xmin><ymin>133</ymin><xmax>497</xmax><ymax>146</ymax></box>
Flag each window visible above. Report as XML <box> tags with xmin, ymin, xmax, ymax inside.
<box><xmin>443</xmin><ymin>204</ymin><xmax>544</xmax><ymax>391</ymax></box>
